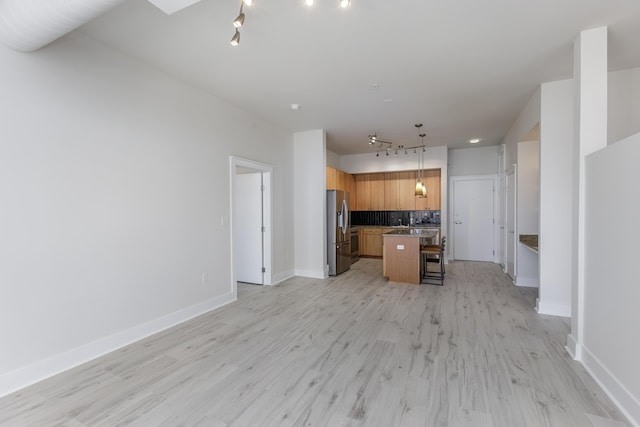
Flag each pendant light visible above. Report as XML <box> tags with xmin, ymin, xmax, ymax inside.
<box><xmin>415</xmin><ymin>125</ymin><xmax>427</xmax><ymax>198</ymax></box>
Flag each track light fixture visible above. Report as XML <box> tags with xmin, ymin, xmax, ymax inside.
<box><xmin>230</xmin><ymin>28</ymin><xmax>240</xmax><ymax>46</ymax></box>
<box><xmin>368</xmin><ymin>124</ymin><xmax>426</xmax><ymax>158</ymax></box>
<box><xmin>233</xmin><ymin>4</ymin><xmax>245</xmax><ymax>28</ymax></box>
<box><xmin>230</xmin><ymin>0</ymin><xmax>351</xmax><ymax>46</ymax></box>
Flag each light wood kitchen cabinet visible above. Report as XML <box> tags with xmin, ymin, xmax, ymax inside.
<box><xmin>384</xmin><ymin>173</ymin><xmax>399</xmax><ymax>210</ymax></box>
<box><xmin>336</xmin><ymin>169</ymin><xmax>345</xmax><ymax>192</ymax></box>
<box><xmin>398</xmin><ymin>171</ymin><xmax>417</xmax><ymax>210</ymax></box>
<box><xmin>356</xmin><ymin>173</ymin><xmax>385</xmax><ymax>210</ymax></box>
<box><xmin>355</xmin><ymin>174</ymin><xmax>370</xmax><ymax>211</ymax></box>
<box><xmin>384</xmin><ymin>171</ymin><xmax>416</xmax><ymax>210</ymax></box>
<box><xmin>370</xmin><ymin>173</ymin><xmax>385</xmax><ymax>210</ymax></box>
<box><xmin>326</xmin><ymin>166</ymin><xmax>337</xmax><ymax>190</ymax></box>
<box><xmin>360</xmin><ymin>227</ymin><xmax>384</xmax><ymax>257</ymax></box>
<box><xmin>354</xmin><ymin>169</ymin><xmax>440</xmax><ymax>211</ymax></box>
<box><xmin>415</xmin><ymin>169</ymin><xmax>441</xmax><ymax>210</ymax></box>
<box><xmin>344</xmin><ymin>172</ymin><xmax>355</xmax><ymax>207</ymax></box>
<box><xmin>327</xmin><ymin>167</ymin><xmax>356</xmax><ymax>207</ymax></box>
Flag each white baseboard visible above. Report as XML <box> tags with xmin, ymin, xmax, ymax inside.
<box><xmin>581</xmin><ymin>345</ymin><xmax>640</xmax><ymax>427</ymax></box>
<box><xmin>535</xmin><ymin>298</ymin><xmax>571</xmax><ymax>317</ymax></box>
<box><xmin>271</xmin><ymin>270</ymin><xmax>295</xmax><ymax>285</ymax></box>
<box><xmin>566</xmin><ymin>333</ymin><xmax>581</xmax><ymax>360</ymax></box>
<box><xmin>515</xmin><ymin>276</ymin><xmax>539</xmax><ymax>287</ymax></box>
<box><xmin>294</xmin><ymin>269</ymin><xmax>327</xmax><ymax>279</ymax></box>
<box><xmin>0</xmin><ymin>292</ymin><xmax>236</xmax><ymax>398</ymax></box>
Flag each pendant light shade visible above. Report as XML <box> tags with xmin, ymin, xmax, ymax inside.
<box><xmin>415</xmin><ymin>179</ymin><xmax>424</xmax><ymax>197</ymax></box>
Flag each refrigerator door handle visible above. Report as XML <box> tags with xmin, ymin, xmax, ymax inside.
<box><xmin>341</xmin><ymin>199</ymin><xmax>348</xmax><ymax>234</ymax></box>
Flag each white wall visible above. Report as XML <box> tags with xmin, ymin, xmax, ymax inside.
<box><xmin>448</xmin><ymin>146</ymin><xmax>499</xmax><ymax>176</ymax></box>
<box><xmin>293</xmin><ymin>130</ymin><xmax>327</xmax><ymax>279</ymax></box>
<box><xmin>0</xmin><ymin>34</ymin><xmax>294</xmax><ymax>396</ymax></box>
<box><xmin>582</xmin><ymin>132</ymin><xmax>640</xmax><ymax>425</ymax></box>
<box><xmin>502</xmin><ymin>87</ymin><xmax>541</xmax><ymax>167</ymax></box>
<box><xmin>608</xmin><ymin>66</ymin><xmax>640</xmax><ymax>145</ymax></box>
<box><xmin>326</xmin><ymin>149</ymin><xmax>340</xmax><ymax>169</ymax></box>
<box><xmin>515</xmin><ymin>141</ymin><xmax>539</xmax><ymax>287</ymax></box>
<box><xmin>538</xmin><ymin>79</ymin><xmax>574</xmax><ymax>316</ymax></box>
<box><xmin>339</xmin><ymin>146</ymin><xmax>447</xmax><ymax>174</ymax></box>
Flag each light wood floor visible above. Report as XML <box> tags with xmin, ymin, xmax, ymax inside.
<box><xmin>0</xmin><ymin>259</ymin><xmax>630</xmax><ymax>426</ymax></box>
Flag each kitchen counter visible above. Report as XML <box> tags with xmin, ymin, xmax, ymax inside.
<box><xmin>519</xmin><ymin>234</ymin><xmax>539</xmax><ymax>253</ymax></box>
<box><xmin>353</xmin><ymin>225</ymin><xmax>440</xmax><ymax>229</ymax></box>
<box><xmin>383</xmin><ymin>228</ymin><xmax>439</xmax><ymax>238</ymax></box>
<box><xmin>382</xmin><ymin>229</ymin><xmax>440</xmax><ymax>285</ymax></box>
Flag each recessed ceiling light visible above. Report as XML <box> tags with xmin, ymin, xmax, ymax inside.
<box><xmin>469</xmin><ymin>138</ymin><xmax>481</xmax><ymax>144</ymax></box>
<box><xmin>290</xmin><ymin>103</ymin><xmax>300</xmax><ymax>111</ymax></box>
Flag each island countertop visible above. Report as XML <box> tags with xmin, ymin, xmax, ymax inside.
<box><xmin>383</xmin><ymin>228</ymin><xmax>439</xmax><ymax>238</ymax></box>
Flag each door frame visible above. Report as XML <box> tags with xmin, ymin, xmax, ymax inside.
<box><xmin>497</xmin><ymin>145</ymin><xmax>506</xmax><ymax>270</ymax></box>
<box><xmin>449</xmin><ymin>174</ymin><xmax>498</xmax><ymax>263</ymax></box>
<box><xmin>505</xmin><ymin>165</ymin><xmax>517</xmax><ymax>280</ymax></box>
<box><xmin>230</xmin><ymin>156</ymin><xmax>273</xmax><ymax>298</ymax></box>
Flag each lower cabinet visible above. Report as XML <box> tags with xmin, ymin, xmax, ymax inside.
<box><xmin>360</xmin><ymin>228</ymin><xmax>384</xmax><ymax>257</ymax></box>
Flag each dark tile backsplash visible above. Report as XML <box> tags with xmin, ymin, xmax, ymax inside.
<box><xmin>351</xmin><ymin>210</ymin><xmax>440</xmax><ymax>227</ymax></box>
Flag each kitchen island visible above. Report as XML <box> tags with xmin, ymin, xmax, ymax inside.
<box><xmin>383</xmin><ymin>228</ymin><xmax>439</xmax><ymax>285</ymax></box>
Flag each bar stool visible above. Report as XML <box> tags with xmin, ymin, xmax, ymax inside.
<box><xmin>420</xmin><ymin>236</ymin><xmax>446</xmax><ymax>286</ymax></box>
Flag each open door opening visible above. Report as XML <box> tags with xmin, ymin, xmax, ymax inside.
<box><xmin>230</xmin><ymin>157</ymin><xmax>273</xmax><ymax>297</ymax></box>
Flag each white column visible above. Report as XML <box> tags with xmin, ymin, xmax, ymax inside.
<box><xmin>568</xmin><ymin>27</ymin><xmax>608</xmax><ymax>359</ymax></box>
<box><xmin>538</xmin><ymin>79</ymin><xmax>573</xmax><ymax>317</ymax></box>
<box><xmin>293</xmin><ymin>130</ymin><xmax>328</xmax><ymax>279</ymax></box>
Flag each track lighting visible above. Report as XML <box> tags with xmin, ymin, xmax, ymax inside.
<box><xmin>230</xmin><ymin>29</ymin><xmax>240</xmax><ymax>46</ymax></box>
<box><xmin>229</xmin><ymin>0</ymin><xmax>351</xmax><ymax>46</ymax></box>
<box><xmin>233</xmin><ymin>4</ymin><xmax>245</xmax><ymax>28</ymax></box>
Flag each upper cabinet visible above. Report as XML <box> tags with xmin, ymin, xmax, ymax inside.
<box><xmin>329</xmin><ymin>167</ymin><xmax>441</xmax><ymax>211</ymax></box>
<box><xmin>384</xmin><ymin>172</ymin><xmax>416</xmax><ymax>210</ymax></box>
<box><xmin>326</xmin><ymin>166</ymin><xmax>356</xmax><ymax>208</ymax></box>
<box><xmin>326</xmin><ymin>166</ymin><xmax>337</xmax><ymax>190</ymax></box>
<box><xmin>415</xmin><ymin>169</ymin><xmax>441</xmax><ymax>210</ymax></box>
<box><xmin>355</xmin><ymin>173</ymin><xmax>385</xmax><ymax>210</ymax></box>
<box><xmin>355</xmin><ymin>169</ymin><xmax>441</xmax><ymax>211</ymax></box>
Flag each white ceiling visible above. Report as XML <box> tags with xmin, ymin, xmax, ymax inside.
<box><xmin>77</xmin><ymin>0</ymin><xmax>640</xmax><ymax>154</ymax></box>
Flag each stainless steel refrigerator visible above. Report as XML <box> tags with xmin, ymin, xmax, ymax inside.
<box><xmin>327</xmin><ymin>190</ymin><xmax>351</xmax><ymax>276</ymax></box>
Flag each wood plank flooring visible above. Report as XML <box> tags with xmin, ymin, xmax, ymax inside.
<box><xmin>0</xmin><ymin>259</ymin><xmax>630</xmax><ymax>426</ymax></box>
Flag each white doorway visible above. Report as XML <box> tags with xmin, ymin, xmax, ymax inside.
<box><xmin>230</xmin><ymin>157</ymin><xmax>273</xmax><ymax>295</ymax></box>
<box><xmin>235</xmin><ymin>171</ymin><xmax>264</xmax><ymax>284</ymax></box>
<box><xmin>506</xmin><ymin>166</ymin><xmax>517</xmax><ymax>280</ymax></box>
<box><xmin>451</xmin><ymin>176</ymin><xmax>496</xmax><ymax>262</ymax></box>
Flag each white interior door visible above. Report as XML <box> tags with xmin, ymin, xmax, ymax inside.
<box><xmin>453</xmin><ymin>178</ymin><xmax>495</xmax><ymax>262</ymax></box>
<box><xmin>506</xmin><ymin>167</ymin><xmax>516</xmax><ymax>279</ymax></box>
<box><xmin>235</xmin><ymin>172</ymin><xmax>263</xmax><ymax>285</ymax></box>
